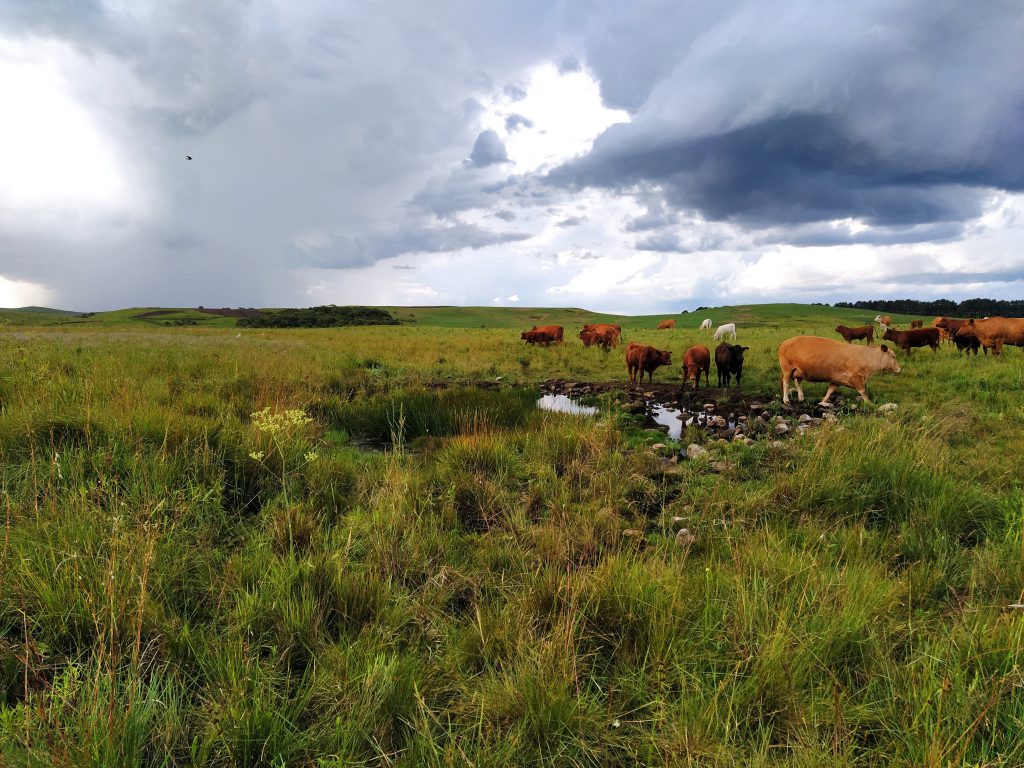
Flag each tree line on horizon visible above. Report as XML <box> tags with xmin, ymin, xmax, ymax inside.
<box><xmin>832</xmin><ymin>298</ymin><xmax>1024</xmax><ymax>318</ymax></box>
<box><xmin>236</xmin><ymin>305</ymin><xmax>400</xmax><ymax>328</ymax></box>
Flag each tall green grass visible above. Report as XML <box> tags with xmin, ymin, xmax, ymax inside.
<box><xmin>1</xmin><ymin>316</ymin><xmax>1023</xmax><ymax>766</ymax></box>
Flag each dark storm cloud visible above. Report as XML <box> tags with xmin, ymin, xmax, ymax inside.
<box><xmin>505</xmin><ymin>113</ymin><xmax>534</xmax><ymax>132</ymax></box>
<box><xmin>469</xmin><ymin>130</ymin><xmax>510</xmax><ymax>167</ymax></box>
<box><xmin>553</xmin><ymin>1</ymin><xmax>1024</xmax><ymax>230</ymax></box>
<box><xmin>492</xmin><ymin>209</ymin><xmax>517</xmax><ymax>221</ymax></box>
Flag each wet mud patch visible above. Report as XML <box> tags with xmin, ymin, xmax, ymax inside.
<box><xmin>538</xmin><ymin>379</ymin><xmax>868</xmax><ymax>442</ymax></box>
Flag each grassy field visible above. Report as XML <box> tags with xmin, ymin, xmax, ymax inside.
<box><xmin>1</xmin><ymin>305</ymin><xmax>1022</xmax><ymax>766</ymax></box>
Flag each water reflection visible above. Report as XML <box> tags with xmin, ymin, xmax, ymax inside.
<box><xmin>536</xmin><ymin>394</ymin><xmax>599</xmax><ymax>416</ymax></box>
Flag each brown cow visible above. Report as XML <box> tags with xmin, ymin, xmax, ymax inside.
<box><xmin>582</xmin><ymin>323</ymin><xmax>621</xmax><ymax>347</ymax></box>
<box><xmin>657</xmin><ymin>319</ymin><xmax>676</xmax><ymax>330</ymax></box>
<box><xmin>910</xmin><ymin>319</ymin><xmax>923</xmax><ymax>329</ymax></box>
<box><xmin>626</xmin><ymin>342</ymin><xmax>672</xmax><ymax>385</ymax></box>
<box><xmin>779</xmin><ymin>336</ymin><xmax>900</xmax><ymax>404</ymax></box>
<box><xmin>882</xmin><ymin>327</ymin><xmax>941</xmax><ymax>354</ymax></box>
<box><xmin>955</xmin><ymin>317</ymin><xmax>1024</xmax><ymax>355</ymax></box>
<box><xmin>521</xmin><ymin>329</ymin><xmax>556</xmax><ymax>346</ymax></box>
<box><xmin>530</xmin><ymin>324</ymin><xmax>563</xmax><ymax>343</ymax></box>
<box><xmin>682</xmin><ymin>345</ymin><xmax>711</xmax><ymax>389</ymax></box>
<box><xmin>579</xmin><ymin>328</ymin><xmax>614</xmax><ymax>351</ymax></box>
<box><xmin>834</xmin><ymin>324</ymin><xmax>874</xmax><ymax>344</ymax></box>
<box><xmin>934</xmin><ymin>317</ymin><xmax>968</xmax><ymax>344</ymax></box>
<box><xmin>874</xmin><ymin>315</ymin><xmax>892</xmax><ymax>328</ymax></box>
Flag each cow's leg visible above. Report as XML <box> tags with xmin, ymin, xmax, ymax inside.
<box><xmin>794</xmin><ymin>377</ymin><xmax>805</xmax><ymax>402</ymax></box>
<box><xmin>820</xmin><ymin>383</ymin><xmax>839</xmax><ymax>403</ymax></box>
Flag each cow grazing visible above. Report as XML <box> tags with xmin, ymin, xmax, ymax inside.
<box><xmin>682</xmin><ymin>345</ymin><xmax>711</xmax><ymax>389</ymax></box>
<box><xmin>882</xmin><ymin>327</ymin><xmax>940</xmax><ymax>354</ymax></box>
<box><xmin>521</xmin><ymin>329</ymin><xmax>556</xmax><ymax>346</ymax></box>
<box><xmin>582</xmin><ymin>323</ymin><xmax>621</xmax><ymax>347</ymax></box>
<box><xmin>778</xmin><ymin>336</ymin><xmax>900</xmax><ymax>404</ymax></box>
<box><xmin>579</xmin><ymin>328</ymin><xmax>614</xmax><ymax>351</ymax></box>
<box><xmin>657</xmin><ymin>319</ymin><xmax>676</xmax><ymax>330</ymax></box>
<box><xmin>953</xmin><ymin>332</ymin><xmax>983</xmax><ymax>356</ymax></box>
<box><xmin>530</xmin><ymin>324</ymin><xmax>563</xmax><ymax>344</ymax></box>
<box><xmin>712</xmin><ymin>322</ymin><xmax>737</xmax><ymax>341</ymax></box>
<box><xmin>834</xmin><ymin>324</ymin><xmax>874</xmax><ymax>344</ymax></box>
<box><xmin>626</xmin><ymin>342</ymin><xmax>672</xmax><ymax>385</ymax></box>
<box><xmin>714</xmin><ymin>343</ymin><xmax>749</xmax><ymax>387</ymax></box>
<box><xmin>700</xmin><ymin>318</ymin><xmax>713</xmax><ymax>330</ymax></box>
<box><xmin>910</xmin><ymin>319</ymin><xmax>923</xmax><ymax>329</ymax></box>
<box><xmin>955</xmin><ymin>317</ymin><xmax>1024</xmax><ymax>355</ymax></box>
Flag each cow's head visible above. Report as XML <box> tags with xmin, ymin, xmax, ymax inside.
<box><xmin>520</xmin><ymin>331</ymin><xmax>530</xmax><ymax>340</ymax></box>
<box><xmin>654</xmin><ymin>349</ymin><xmax>672</xmax><ymax>366</ymax></box>
<box><xmin>955</xmin><ymin>319</ymin><xmax>975</xmax><ymax>336</ymax></box>
<box><xmin>878</xmin><ymin>344</ymin><xmax>901</xmax><ymax>373</ymax></box>
<box><xmin>882</xmin><ymin>328</ymin><xmax>897</xmax><ymax>342</ymax></box>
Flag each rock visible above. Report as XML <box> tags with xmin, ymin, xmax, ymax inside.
<box><xmin>737</xmin><ymin>415</ymin><xmax>748</xmax><ymax>423</ymax></box>
<box><xmin>744</xmin><ymin>438</ymin><xmax>755</xmax><ymax>446</ymax></box>
<box><xmin>644</xmin><ymin>391</ymin><xmax>655</xmax><ymax>398</ymax></box>
<box><xmin>798</xmin><ymin>413</ymin><xmax>813</xmax><ymax>423</ymax></box>
<box><xmin>622</xmin><ymin>401</ymin><xmax>644</xmax><ymax>413</ymax></box>
<box><xmin>676</xmin><ymin>528</ymin><xmax>696</xmax><ymax>547</ymax></box>
<box><xmin>770</xmin><ymin>440</ymin><xmax>785</xmax><ymax>449</ymax></box>
<box><xmin>878</xmin><ymin>403</ymin><xmax>898</xmax><ymax>414</ymax></box>
<box><xmin>565</xmin><ymin>382</ymin><xmax>577</xmax><ymax>389</ymax></box>
<box><xmin>651</xmin><ymin>443</ymin><xmax>667</xmax><ymax>451</ymax></box>
<box><xmin>710</xmin><ymin>461</ymin><xmax>733</xmax><ymax>473</ymax></box>
<box><xmin>733</xmin><ymin>433</ymin><xmax>747</xmax><ymax>442</ymax></box>
<box><xmin>749</xmin><ymin>401</ymin><xmax>765</xmax><ymax>411</ymax></box>
<box><xmin>773</xmin><ymin>415</ymin><xmax>786</xmax><ymax>424</ymax></box>
<box><xmin>686</xmin><ymin>443</ymin><xmax>707</xmax><ymax>459</ymax></box>
<box><xmin>775</xmin><ymin>422</ymin><xmax>790</xmax><ymax>435</ymax></box>
<box><xmin>622</xmin><ymin>529</ymin><xmax>643</xmax><ymax>538</ymax></box>
<box><xmin>672</xmin><ymin>516</ymin><xmax>687</xmax><ymax>524</ymax></box>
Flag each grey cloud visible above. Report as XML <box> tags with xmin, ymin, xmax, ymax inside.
<box><xmin>505</xmin><ymin>113</ymin><xmax>534</xmax><ymax>132</ymax></box>
<box><xmin>624</xmin><ymin>199</ymin><xmax>679</xmax><ymax>232</ymax></box>
<box><xmin>556</xmin><ymin>216</ymin><xmax>587</xmax><ymax>228</ymax></box>
<box><xmin>392</xmin><ymin>264</ymin><xmax>415</xmax><ymax>270</ymax></box>
<box><xmin>553</xmin><ymin>2</ymin><xmax>1024</xmax><ymax>231</ymax></box>
<box><xmin>469</xmin><ymin>130</ymin><xmax>510</xmax><ymax>166</ymax></box>
<box><xmin>492</xmin><ymin>209</ymin><xmax>516</xmax><ymax>221</ymax></box>
<box><xmin>635</xmin><ymin>232</ymin><xmax>681</xmax><ymax>251</ymax></box>
<box><xmin>296</xmin><ymin>223</ymin><xmax>531</xmax><ymax>269</ymax></box>
<box><xmin>503</xmin><ymin>82</ymin><xmax>528</xmax><ymax>101</ymax></box>
<box><xmin>785</xmin><ymin>221</ymin><xmax>965</xmax><ymax>248</ymax></box>
<box><xmin>557</xmin><ymin>55</ymin><xmax>581</xmax><ymax>74</ymax></box>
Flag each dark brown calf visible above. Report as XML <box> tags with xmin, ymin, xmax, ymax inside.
<box><xmin>834</xmin><ymin>324</ymin><xmax>874</xmax><ymax>344</ymax></box>
<box><xmin>882</xmin><ymin>326</ymin><xmax>940</xmax><ymax>354</ymax></box>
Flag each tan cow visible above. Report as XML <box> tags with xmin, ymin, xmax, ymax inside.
<box><xmin>657</xmin><ymin>319</ymin><xmax>676</xmax><ymax>330</ymax></box>
<box><xmin>779</xmin><ymin>336</ymin><xmax>900</xmax><ymax>404</ymax></box>
<box><xmin>955</xmin><ymin>317</ymin><xmax>1024</xmax><ymax>355</ymax></box>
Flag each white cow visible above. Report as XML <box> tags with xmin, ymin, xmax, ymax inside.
<box><xmin>700</xmin><ymin>318</ymin><xmax>713</xmax><ymax>330</ymax></box>
<box><xmin>713</xmin><ymin>322</ymin><xmax>737</xmax><ymax>341</ymax></box>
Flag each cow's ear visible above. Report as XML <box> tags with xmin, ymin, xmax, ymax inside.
<box><xmin>742</xmin><ymin>346</ymin><xmax>749</xmax><ymax>351</ymax></box>
<box><xmin>880</xmin><ymin>344</ymin><xmax>888</xmax><ymax>352</ymax></box>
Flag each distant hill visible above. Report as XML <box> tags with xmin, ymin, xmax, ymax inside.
<box><xmin>5</xmin><ymin>305</ymin><xmax>81</xmax><ymax>315</ymax></box>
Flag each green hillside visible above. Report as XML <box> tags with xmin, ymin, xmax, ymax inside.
<box><xmin>0</xmin><ymin>302</ymin><xmax>940</xmax><ymax>330</ymax></box>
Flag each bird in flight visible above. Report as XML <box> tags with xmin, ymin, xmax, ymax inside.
<box><xmin>185</xmin><ymin>155</ymin><xmax>192</xmax><ymax>160</ymax></box>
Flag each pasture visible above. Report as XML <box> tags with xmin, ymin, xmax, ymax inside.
<box><xmin>1</xmin><ymin>304</ymin><xmax>1023</xmax><ymax>766</ymax></box>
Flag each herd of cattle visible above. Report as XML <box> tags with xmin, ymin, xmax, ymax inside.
<box><xmin>522</xmin><ymin>313</ymin><xmax>1024</xmax><ymax>405</ymax></box>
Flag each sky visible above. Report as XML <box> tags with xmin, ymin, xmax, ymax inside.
<box><xmin>1</xmin><ymin>1</ymin><xmax>1023</xmax><ymax>313</ymax></box>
